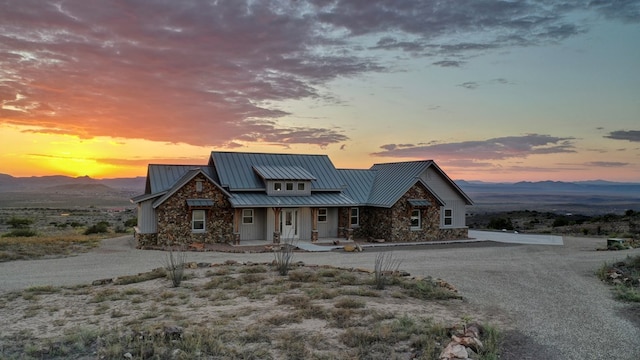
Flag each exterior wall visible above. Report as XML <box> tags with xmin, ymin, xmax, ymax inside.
<box><xmin>317</xmin><ymin>207</ymin><xmax>339</xmax><ymax>238</ymax></box>
<box><xmin>352</xmin><ymin>182</ymin><xmax>469</xmax><ymax>242</ymax></box>
<box><xmin>420</xmin><ymin>167</ymin><xmax>469</xmax><ymax>228</ymax></box>
<box><xmin>265</xmin><ymin>180</ymin><xmax>311</xmax><ymax>196</ymax></box>
<box><xmin>136</xmin><ymin>199</ymin><xmax>157</xmax><ymax>233</ymax></box>
<box><xmin>239</xmin><ymin>208</ymin><xmax>267</xmax><ymax>240</ymax></box>
<box><xmin>142</xmin><ymin>174</ymin><xmax>234</xmax><ymax>247</ymax></box>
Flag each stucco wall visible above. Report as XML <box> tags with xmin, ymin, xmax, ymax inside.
<box><xmin>139</xmin><ymin>175</ymin><xmax>234</xmax><ymax>247</ymax></box>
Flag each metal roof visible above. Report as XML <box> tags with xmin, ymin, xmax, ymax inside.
<box><xmin>186</xmin><ymin>199</ymin><xmax>215</xmax><ymax>207</ymax></box>
<box><xmin>147</xmin><ymin>165</ymin><xmax>217</xmax><ymax>193</ymax></box>
<box><xmin>209</xmin><ymin>151</ymin><xmax>344</xmax><ymax>190</ymax></box>
<box><xmin>229</xmin><ymin>192</ymin><xmax>356</xmax><ymax>208</ymax></box>
<box><xmin>337</xmin><ymin>169</ymin><xmax>377</xmax><ymax>204</ymax></box>
<box><xmin>367</xmin><ymin>161</ymin><xmax>434</xmax><ymax>207</ymax></box>
<box><xmin>408</xmin><ymin>199</ymin><xmax>432</xmax><ymax>207</ymax></box>
<box><xmin>152</xmin><ymin>168</ymin><xmax>231</xmax><ymax>208</ymax></box>
<box><xmin>253</xmin><ymin>165</ymin><xmax>316</xmax><ymax>181</ymax></box>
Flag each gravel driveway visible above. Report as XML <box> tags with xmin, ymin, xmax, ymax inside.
<box><xmin>1</xmin><ymin>235</ymin><xmax>639</xmax><ymax>359</ymax></box>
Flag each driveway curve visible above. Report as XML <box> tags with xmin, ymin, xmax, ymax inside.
<box><xmin>1</xmin><ymin>234</ymin><xmax>639</xmax><ymax>359</ymax></box>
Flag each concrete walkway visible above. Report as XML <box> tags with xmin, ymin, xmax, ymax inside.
<box><xmin>469</xmin><ymin>229</ymin><xmax>564</xmax><ymax>245</ymax></box>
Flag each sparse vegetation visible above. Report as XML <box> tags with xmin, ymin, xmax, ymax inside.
<box><xmin>165</xmin><ymin>248</ymin><xmax>188</xmax><ymax>287</ymax></box>
<box><xmin>597</xmin><ymin>255</ymin><xmax>640</xmax><ymax>303</ymax></box>
<box><xmin>273</xmin><ymin>238</ymin><xmax>296</xmax><ymax>276</ymax></box>
<box><xmin>373</xmin><ymin>252</ymin><xmax>403</xmax><ymax>290</ymax></box>
<box><xmin>83</xmin><ymin>221</ymin><xmax>110</xmax><ymax>235</ymax></box>
<box><xmin>0</xmin><ymin>263</ymin><xmax>487</xmax><ymax>359</ymax></box>
<box><xmin>0</xmin><ymin>234</ymin><xmax>102</xmax><ymax>262</ymax></box>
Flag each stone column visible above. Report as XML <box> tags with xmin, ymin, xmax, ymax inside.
<box><xmin>233</xmin><ymin>208</ymin><xmax>241</xmax><ymax>245</ymax></box>
<box><xmin>272</xmin><ymin>207</ymin><xmax>281</xmax><ymax>244</ymax></box>
<box><xmin>311</xmin><ymin>208</ymin><xmax>318</xmax><ymax>242</ymax></box>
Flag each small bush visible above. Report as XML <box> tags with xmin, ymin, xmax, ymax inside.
<box><xmin>2</xmin><ymin>229</ymin><xmax>37</xmax><ymax>237</ymax></box>
<box><xmin>6</xmin><ymin>217</ymin><xmax>34</xmax><ymax>229</ymax></box>
<box><xmin>165</xmin><ymin>249</ymin><xmax>188</xmax><ymax>287</ymax></box>
<box><xmin>84</xmin><ymin>222</ymin><xmax>109</xmax><ymax>235</ymax></box>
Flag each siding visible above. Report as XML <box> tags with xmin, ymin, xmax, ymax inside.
<box><xmin>137</xmin><ymin>199</ymin><xmax>157</xmax><ymax>233</ymax></box>
<box><xmin>317</xmin><ymin>208</ymin><xmax>339</xmax><ymax>238</ymax></box>
<box><xmin>421</xmin><ymin>168</ymin><xmax>467</xmax><ymax>228</ymax></box>
<box><xmin>239</xmin><ymin>208</ymin><xmax>267</xmax><ymax>240</ymax></box>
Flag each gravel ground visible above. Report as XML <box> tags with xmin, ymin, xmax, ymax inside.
<box><xmin>1</xmin><ymin>235</ymin><xmax>639</xmax><ymax>359</ymax></box>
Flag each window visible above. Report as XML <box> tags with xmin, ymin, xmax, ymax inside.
<box><xmin>297</xmin><ymin>182</ymin><xmax>305</xmax><ymax>191</ymax></box>
<box><xmin>196</xmin><ymin>180</ymin><xmax>203</xmax><ymax>192</ymax></box>
<box><xmin>350</xmin><ymin>207</ymin><xmax>359</xmax><ymax>226</ymax></box>
<box><xmin>242</xmin><ymin>209</ymin><xmax>254</xmax><ymax>224</ymax></box>
<box><xmin>274</xmin><ymin>182</ymin><xmax>282</xmax><ymax>191</ymax></box>
<box><xmin>192</xmin><ymin>210</ymin><xmax>205</xmax><ymax>232</ymax></box>
<box><xmin>286</xmin><ymin>182</ymin><xmax>294</xmax><ymax>191</ymax></box>
<box><xmin>318</xmin><ymin>208</ymin><xmax>327</xmax><ymax>222</ymax></box>
<box><xmin>444</xmin><ymin>209</ymin><xmax>453</xmax><ymax>226</ymax></box>
<box><xmin>410</xmin><ymin>209</ymin><xmax>421</xmax><ymax>229</ymax></box>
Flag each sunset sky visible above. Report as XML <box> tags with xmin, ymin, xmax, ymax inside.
<box><xmin>1</xmin><ymin>0</ymin><xmax>638</xmax><ymax>182</ymax></box>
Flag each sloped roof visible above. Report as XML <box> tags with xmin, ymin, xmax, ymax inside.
<box><xmin>367</xmin><ymin>161</ymin><xmax>434</xmax><ymax>207</ymax></box>
<box><xmin>146</xmin><ymin>165</ymin><xmax>217</xmax><ymax>193</ymax></box>
<box><xmin>253</xmin><ymin>165</ymin><xmax>316</xmax><ymax>181</ymax></box>
<box><xmin>337</xmin><ymin>169</ymin><xmax>377</xmax><ymax>204</ymax></box>
<box><xmin>209</xmin><ymin>151</ymin><xmax>344</xmax><ymax>191</ymax></box>
<box><xmin>152</xmin><ymin>168</ymin><xmax>231</xmax><ymax>208</ymax></box>
<box><xmin>229</xmin><ymin>192</ymin><xmax>356</xmax><ymax>208</ymax></box>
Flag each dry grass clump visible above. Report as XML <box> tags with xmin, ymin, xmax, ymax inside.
<box><xmin>0</xmin><ymin>234</ymin><xmax>103</xmax><ymax>262</ymax></box>
<box><xmin>0</xmin><ymin>262</ymin><xmax>498</xmax><ymax>359</ymax></box>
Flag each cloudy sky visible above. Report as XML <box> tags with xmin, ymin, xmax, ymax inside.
<box><xmin>0</xmin><ymin>0</ymin><xmax>638</xmax><ymax>182</ymax></box>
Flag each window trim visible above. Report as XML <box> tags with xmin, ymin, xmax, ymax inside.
<box><xmin>318</xmin><ymin>208</ymin><xmax>327</xmax><ymax>223</ymax></box>
<box><xmin>410</xmin><ymin>209</ymin><xmax>421</xmax><ymax>230</ymax></box>
<box><xmin>297</xmin><ymin>182</ymin><xmax>305</xmax><ymax>191</ymax></box>
<box><xmin>350</xmin><ymin>207</ymin><xmax>359</xmax><ymax>226</ymax></box>
<box><xmin>192</xmin><ymin>210</ymin><xmax>206</xmax><ymax>232</ymax></box>
<box><xmin>242</xmin><ymin>209</ymin><xmax>254</xmax><ymax>224</ymax></box>
<box><xmin>443</xmin><ymin>208</ymin><xmax>453</xmax><ymax>226</ymax></box>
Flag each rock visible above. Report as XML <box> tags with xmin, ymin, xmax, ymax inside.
<box><xmin>439</xmin><ymin>343</ymin><xmax>468</xmax><ymax>359</ymax></box>
<box><xmin>123</xmin><ymin>353</ymin><xmax>133</xmax><ymax>359</ymax></box>
<box><xmin>355</xmin><ymin>243</ymin><xmax>363</xmax><ymax>252</ymax></box>
<box><xmin>343</xmin><ymin>245</ymin><xmax>356</xmax><ymax>252</ymax></box>
<box><xmin>164</xmin><ymin>325</ymin><xmax>184</xmax><ymax>340</ymax></box>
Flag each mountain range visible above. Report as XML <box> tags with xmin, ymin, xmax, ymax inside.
<box><xmin>0</xmin><ymin>174</ymin><xmax>638</xmax><ymax>213</ymax></box>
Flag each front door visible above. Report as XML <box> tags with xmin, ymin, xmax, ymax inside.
<box><xmin>280</xmin><ymin>208</ymin><xmax>299</xmax><ymax>240</ymax></box>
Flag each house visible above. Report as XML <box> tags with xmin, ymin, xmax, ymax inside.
<box><xmin>131</xmin><ymin>151</ymin><xmax>473</xmax><ymax>247</ymax></box>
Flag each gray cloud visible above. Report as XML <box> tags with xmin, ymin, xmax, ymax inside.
<box><xmin>604</xmin><ymin>130</ymin><xmax>640</xmax><ymax>142</ymax></box>
<box><xmin>0</xmin><ymin>0</ymin><xmax>635</xmax><ymax>147</ymax></box>
<box><xmin>372</xmin><ymin>134</ymin><xmax>576</xmax><ymax>160</ymax></box>
<box><xmin>584</xmin><ymin>161</ymin><xmax>629</xmax><ymax>167</ymax></box>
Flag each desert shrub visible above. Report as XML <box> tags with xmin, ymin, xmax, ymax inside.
<box><xmin>2</xmin><ymin>229</ymin><xmax>37</xmax><ymax>237</ymax></box>
<box><xmin>273</xmin><ymin>240</ymin><xmax>295</xmax><ymax>276</ymax></box>
<box><xmin>552</xmin><ymin>217</ymin><xmax>570</xmax><ymax>227</ymax></box>
<box><xmin>6</xmin><ymin>217</ymin><xmax>33</xmax><ymax>229</ymax></box>
<box><xmin>84</xmin><ymin>221</ymin><xmax>109</xmax><ymax>235</ymax></box>
<box><xmin>373</xmin><ymin>252</ymin><xmax>402</xmax><ymax>290</ymax></box>
<box><xmin>487</xmin><ymin>217</ymin><xmax>513</xmax><ymax>230</ymax></box>
<box><xmin>124</xmin><ymin>217</ymin><xmax>137</xmax><ymax>227</ymax></box>
<box><xmin>165</xmin><ymin>249</ymin><xmax>188</xmax><ymax>287</ymax></box>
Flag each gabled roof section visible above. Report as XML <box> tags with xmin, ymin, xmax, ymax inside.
<box><xmin>367</xmin><ymin>160</ymin><xmax>434</xmax><ymax>207</ymax></box>
<box><xmin>337</xmin><ymin>169</ymin><xmax>377</xmax><ymax>204</ymax></box>
<box><xmin>146</xmin><ymin>164</ymin><xmax>218</xmax><ymax>194</ymax></box>
<box><xmin>209</xmin><ymin>151</ymin><xmax>345</xmax><ymax>191</ymax></box>
<box><xmin>152</xmin><ymin>168</ymin><xmax>231</xmax><ymax>208</ymax></box>
<box><xmin>253</xmin><ymin>165</ymin><xmax>316</xmax><ymax>181</ymax></box>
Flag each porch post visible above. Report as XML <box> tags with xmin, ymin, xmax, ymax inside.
<box><xmin>272</xmin><ymin>207</ymin><xmax>281</xmax><ymax>244</ymax></box>
<box><xmin>233</xmin><ymin>208</ymin><xmax>241</xmax><ymax>245</ymax></box>
<box><xmin>311</xmin><ymin>208</ymin><xmax>318</xmax><ymax>243</ymax></box>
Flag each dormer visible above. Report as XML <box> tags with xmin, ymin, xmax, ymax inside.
<box><xmin>252</xmin><ymin>165</ymin><xmax>316</xmax><ymax>196</ymax></box>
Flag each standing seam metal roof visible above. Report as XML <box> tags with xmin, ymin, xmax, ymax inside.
<box><xmin>253</xmin><ymin>165</ymin><xmax>317</xmax><ymax>181</ymax></box>
<box><xmin>367</xmin><ymin>161</ymin><xmax>433</xmax><ymax>207</ymax></box>
<box><xmin>209</xmin><ymin>152</ymin><xmax>344</xmax><ymax>190</ymax></box>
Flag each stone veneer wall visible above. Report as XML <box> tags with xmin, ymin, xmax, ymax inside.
<box><xmin>352</xmin><ymin>182</ymin><xmax>469</xmax><ymax>242</ymax></box>
<box><xmin>142</xmin><ymin>175</ymin><xmax>234</xmax><ymax>247</ymax></box>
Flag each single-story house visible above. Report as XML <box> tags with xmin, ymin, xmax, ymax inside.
<box><xmin>131</xmin><ymin>151</ymin><xmax>473</xmax><ymax>247</ymax></box>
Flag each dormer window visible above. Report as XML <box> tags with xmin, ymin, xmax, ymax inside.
<box><xmin>297</xmin><ymin>183</ymin><xmax>305</xmax><ymax>191</ymax></box>
<box><xmin>286</xmin><ymin>182</ymin><xmax>294</xmax><ymax>191</ymax></box>
<box><xmin>274</xmin><ymin>182</ymin><xmax>282</xmax><ymax>191</ymax></box>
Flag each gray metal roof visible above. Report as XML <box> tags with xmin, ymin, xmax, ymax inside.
<box><xmin>186</xmin><ymin>199</ymin><xmax>215</xmax><ymax>207</ymax></box>
<box><xmin>229</xmin><ymin>192</ymin><xmax>356</xmax><ymax>208</ymax></box>
<box><xmin>337</xmin><ymin>169</ymin><xmax>377</xmax><ymax>204</ymax></box>
<box><xmin>147</xmin><ymin>165</ymin><xmax>217</xmax><ymax>193</ymax></box>
<box><xmin>253</xmin><ymin>165</ymin><xmax>316</xmax><ymax>181</ymax></box>
<box><xmin>367</xmin><ymin>161</ymin><xmax>434</xmax><ymax>207</ymax></box>
<box><xmin>408</xmin><ymin>199</ymin><xmax>432</xmax><ymax>207</ymax></box>
<box><xmin>209</xmin><ymin>151</ymin><xmax>345</xmax><ymax>191</ymax></box>
<box><xmin>152</xmin><ymin>168</ymin><xmax>231</xmax><ymax>208</ymax></box>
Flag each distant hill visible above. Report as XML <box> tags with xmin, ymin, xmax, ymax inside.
<box><xmin>455</xmin><ymin>180</ymin><xmax>640</xmax><ymax>214</ymax></box>
<box><xmin>44</xmin><ymin>183</ymin><xmax>118</xmax><ymax>194</ymax></box>
<box><xmin>0</xmin><ymin>174</ymin><xmax>145</xmax><ymax>193</ymax></box>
